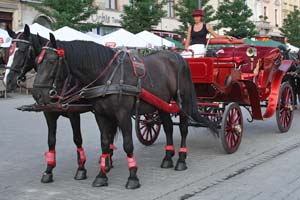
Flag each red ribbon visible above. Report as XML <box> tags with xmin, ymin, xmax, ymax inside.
<box><xmin>57</xmin><ymin>48</ymin><xmax>65</xmax><ymax>57</ymax></box>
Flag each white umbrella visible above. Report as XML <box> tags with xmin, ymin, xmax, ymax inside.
<box><xmin>99</xmin><ymin>28</ymin><xmax>148</xmax><ymax>48</ymax></box>
<box><xmin>17</xmin><ymin>23</ymin><xmax>53</xmax><ymax>39</ymax></box>
<box><xmin>0</xmin><ymin>28</ymin><xmax>12</xmax><ymax>48</ymax></box>
<box><xmin>287</xmin><ymin>43</ymin><xmax>299</xmax><ymax>53</ymax></box>
<box><xmin>54</xmin><ymin>26</ymin><xmax>101</xmax><ymax>44</ymax></box>
<box><xmin>136</xmin><ymin>30</ymin><xmax>175</xmax><ymax>48</ymax></box>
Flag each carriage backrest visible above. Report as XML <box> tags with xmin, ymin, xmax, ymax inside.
<box><xmin>216</xmin><ymin>45</ymin><xmax>278</xmax><ymax>73</ymax></box>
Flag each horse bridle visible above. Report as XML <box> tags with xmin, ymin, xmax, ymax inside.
<box><xmin>9</xmin><ymin>37</ymin><xmax>34</xmax><ymax>82</ymax></box>
<box><xmin>33</xmin><ymin>45</ymin><xmax>74</xmax><ymax>101</ymax></box>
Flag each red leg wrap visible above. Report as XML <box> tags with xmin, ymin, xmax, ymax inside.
<box><xmin>100</xmin><ymin>154</ymin><xmax>111</xmax><ymax>174</ymax></box>
<box><xmin>127</xmin><ymin>155</ymin><xmax>138</xmax><ymax>169</ymax></box>
<box><xmin>45</xmin><ymin>150</ymin><xmax>56</xmax><ymax>166</ymax></box>
<box><xmin>110</xmin><ymin>144</ymin><xmax>117</xmax><ymax>150</ymax></box>
<box><xmin>77</xmin><ymin>147</ymin><xmax>86</xmax><ymax>167</ymax></box>
<box><xmin>179</xmin><ymin>147</ymin><xmax>188</xmax><ymax>153</ymax></box>
<box><xmin>165</xmin><ymin>145</ymin><xmax>175</xmax><ymax>151</ymax></box>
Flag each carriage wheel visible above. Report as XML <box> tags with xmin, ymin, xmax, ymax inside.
<box><xmin>276</xmin><ymin>82</ymin><xmax>294</xmax><ymax>133</ymax></box>
<box><xmin>220</xmin><ymin>103</ymin><xmax>243</xmax><ymax>154</ymax></box>
<box><xmin>136</xmin><ymin>112</ymin><xmax>161</xmax><ymax>146</ymax></box>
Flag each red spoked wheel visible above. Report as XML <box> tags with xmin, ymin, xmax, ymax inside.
<box><xmin>136</xmin><ymin>111</ymin><xmax>161</xmax><ymax>146</ymax></box>
<box><xmin>276</xmin><ymin>82</ymin><xmax>294</xmax><ymax>133</ymax></box>
<box><xmin>220</xmin><ymin>103</ymin><xmax>243</xmax><ymax>154</ymax></box>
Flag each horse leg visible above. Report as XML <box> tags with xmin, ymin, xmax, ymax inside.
<box><xmin>92</xmin><ymin>114</ymin><xmax>116</xmax><ymax>187</ymax></box>
<box><xmin>175</xmin><ymin>113</ymin><xmax>189</xmax><ymax>171</ymax></box>
<box><xmin>159</xmin><ymin>112</ymin><xmax>175</xmax><ymax>169</ymax></box>
<box><xmin>68</xmin><ymin>112</ymin><xmax>87</xmax><ymax>180</ymax></box>
<box><xmin>118</xmin><ymin>114</ymin><xmax>140</xmax><ymax>189</ymax></box>
<box><xmin>41</xmin><ymin>112</ymin><xmax>59</xmax><ymax>183</ymax></box>
<box><xmin>109</xmin><ymin>129</ymin><xmax>117</xmax><ymax>168</ymax></box>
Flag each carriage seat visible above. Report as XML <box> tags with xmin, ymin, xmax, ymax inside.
<box><xmin>215</xmin><ymin>56</ymin><xmax>244</xmax><ymax>65</ymax></box>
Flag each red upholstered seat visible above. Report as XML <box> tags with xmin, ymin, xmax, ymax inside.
<box><xmin>215</xmin><ymin>56</ymin><xmax>244</xmax><ymax>64</ymax></box>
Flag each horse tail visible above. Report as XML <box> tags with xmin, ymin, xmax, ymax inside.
<box><xmin>177</xmin><ymin>55</ymin><xmax>219</xmax><ymax>136</ymax></box>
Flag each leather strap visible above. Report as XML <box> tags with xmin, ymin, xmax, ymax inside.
<box><xmin>80</xmin><ymin>84</ymin><xmax>141</xmax><ymax>99</ymax></box>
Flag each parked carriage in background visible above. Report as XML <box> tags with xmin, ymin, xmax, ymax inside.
<box><xmin>136</xmin><ymin>38</ymin><xmax>295</xmax><ymax>154</ymax></box>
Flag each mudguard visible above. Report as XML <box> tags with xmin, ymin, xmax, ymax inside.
<box><xmin>242</xmin><ymin>60</ymin><xmax>293</xmax><ymax>120</ymax></box>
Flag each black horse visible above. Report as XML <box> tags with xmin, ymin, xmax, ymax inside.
<box><xmin>6</xmin><ymin>25</ymin><xmax>117</xmax><ymax>183</ymax></box>
<box><xmin>32</xmin><ymin>33</ymin><xmax>216</xmax><ymax>189</ymax></box>
<box><xmin>278</xmin><ymin>45</ymin><xmax>300</xmax><ymax>107</ymax></box>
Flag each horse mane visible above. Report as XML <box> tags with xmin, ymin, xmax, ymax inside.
<box><xmin>56</xmin><ymin>40</ymin><xmax>115</xmax><ymax>75</ymax></box>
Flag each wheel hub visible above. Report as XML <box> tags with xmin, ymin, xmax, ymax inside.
<box><xmin>233</xmin><ymin>124</ymin><xmax>242</xmax><ymax>134</ymax></box>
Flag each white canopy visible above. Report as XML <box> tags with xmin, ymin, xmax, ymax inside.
<box><xmin>54</xmin><ymin>26</ymin><xmax>101</xmax><ymax>44</ymax></box>
<box><xmin>136</xmin><ymin>31</ymin><xmax>175</xmax><ymax>48</ymax></box>
<box><xmin>86</xmin><ymin>31</ymin><xmax>101</xmax><ymax>38</ymax></box>
<box><xmin>287</xmin><ymin>43</ymin><xmax>299</xmax><ymax>53</ymax></box>
<box><xmin>99</xmin><ymin>28</ymin><xmax>148</xmax><ymax>48</ymax></box>
<box><xmin>28</xmin><ymin>23</ymin><xmax>53</xmax><ymax>39</ymax></box>
<box><xmin>0</xmin><ymin>28</ymin><xmax>12</xmax><ymax>48</ymax></box>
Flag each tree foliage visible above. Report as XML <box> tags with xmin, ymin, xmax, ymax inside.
<box><xmin>280</xmin><ymin>9</ymin><xmax>300</xmax><ymax>47</ymax></box>
<box><xmin>174</xmin><ymin>0</ymin><xmax>215</xmax><ymax>37</ymax></box>
<box><xmin>27</xmin><ymin>0</ymin><xmax>99</xmax><ymax>31</ymax></box>
<box><xmin>215</xmin><ymin>0</ymin><xmax>257</xmax><ymax>38</ymax></box>
<box><xmin>121</xmin><ymin>0</ymin><xmax>166</xmax><ymax>34</ymax></box>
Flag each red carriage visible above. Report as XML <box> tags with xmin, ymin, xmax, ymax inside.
<box><xmin>137</xmin><ymin>38</ymin><xmax>294</xmax><ymax>153</ymax></box>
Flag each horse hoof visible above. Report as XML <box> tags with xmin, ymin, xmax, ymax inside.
<box><xmin>175</xmin><ymin>160</ymin><xmax>187</xmax><ymax>171</ymax></box>
<box><xmin>41</xmin><ymin>172</ymin><xmax>53</xmax><ymax>183</ymax></box>
<box><xmin>92</xmin><ymin>177</ymin><xmax>108</xmax><ymax>187</ymax></box>
<box><xmin>126</xmin><ymin>177</ymin><xmax>141</xmax><ymax>189</ymax></box>
<box><xmin>160</xmin><ymin>158</ymin><xmax>174</xmax><ymax>168</ymax></box>
<box><xmin>74</xmin><ymin>169</ymin><xmax>87</xmax><ymax>180</ymax></box>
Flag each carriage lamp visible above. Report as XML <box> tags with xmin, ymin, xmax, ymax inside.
<box><xmin>246</xmin><ymin>46</ymin><xmax>257</xmax><ymax>70</ymax></box>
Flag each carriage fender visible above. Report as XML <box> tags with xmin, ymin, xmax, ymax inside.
<box><xmin>278</xmin><ymin>60</ymin><xmax>293</xmax><ymax>72</ymax></box>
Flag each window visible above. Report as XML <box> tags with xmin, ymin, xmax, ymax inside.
<box><xmin>105</xmin><ymin>0</ymin><xmax>117</xmax><ymax>10</ymax></box>
<box><xmin>264</xmin><ymin>6</ymin><xmax>267</xmax><ymax>17</ymax></box>
<box><xmin>167</xmin><ymin>0</ymin><xmax>175</xmax><ymax>18</ymax></box>
<box><xmin>275</xmin><ymin>9</ymin><xmax>278</xmax><ymax>26</ymax></box>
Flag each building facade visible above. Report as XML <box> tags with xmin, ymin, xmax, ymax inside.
<box><xmin>0</xmin><ymin>0</ymin><xmax>51</xmax><ymax>31</ymax></box>
<box><xmin>1</xmin><ymin>0</ymin><xmax>300</xmax><ymax>39</ymax></box>
<box><xmin>91</xmin><ymin>0</ymin><xmax>181</xmax><ymax>38</ymax></box>
<box><xmin>282</xmin><ymin>0</ymin><xmax>300</xmax><ymax>19</ymax></box>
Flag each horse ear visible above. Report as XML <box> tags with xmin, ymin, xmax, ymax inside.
<box><xmin>24</xmin><ymin>24</ymin><xmax>30</xmax><ymax>38</ymax></box>
<box><xmin>6</xmin><ymin>24</ymin><xmax>16</xmax><ymax>38</ymax></box>
<box><xmin>49</xmin><ymin>33</ymin><xmax>57</xmax><ymax>48</ymax></box>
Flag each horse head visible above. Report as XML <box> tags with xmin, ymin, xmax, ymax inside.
<box><xmin>32</xmin><ymin>33</ymin><xmax>69</xmax><ymax>105</ymax></box>
<box><xmin>5</xmin><ymin>24</ymin><xmax>37</xmax><ymax>92</ymax></box>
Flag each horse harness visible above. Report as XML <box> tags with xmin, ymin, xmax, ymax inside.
<box><xmin>34</xmin><ymin>46</ymin><xmax>147</xmax><ymax>109</ymax></box>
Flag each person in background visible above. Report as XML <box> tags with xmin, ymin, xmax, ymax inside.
<box><xmin>181</xmin><ymin>9</ymin><xmax>233</xmax><ymax>58</ymax></box>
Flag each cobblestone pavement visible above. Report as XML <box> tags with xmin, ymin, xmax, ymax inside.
<box><xmin>0</xmin><ymin>94</ymin><xmax>300</xmax><ymax>200</ymax></box>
